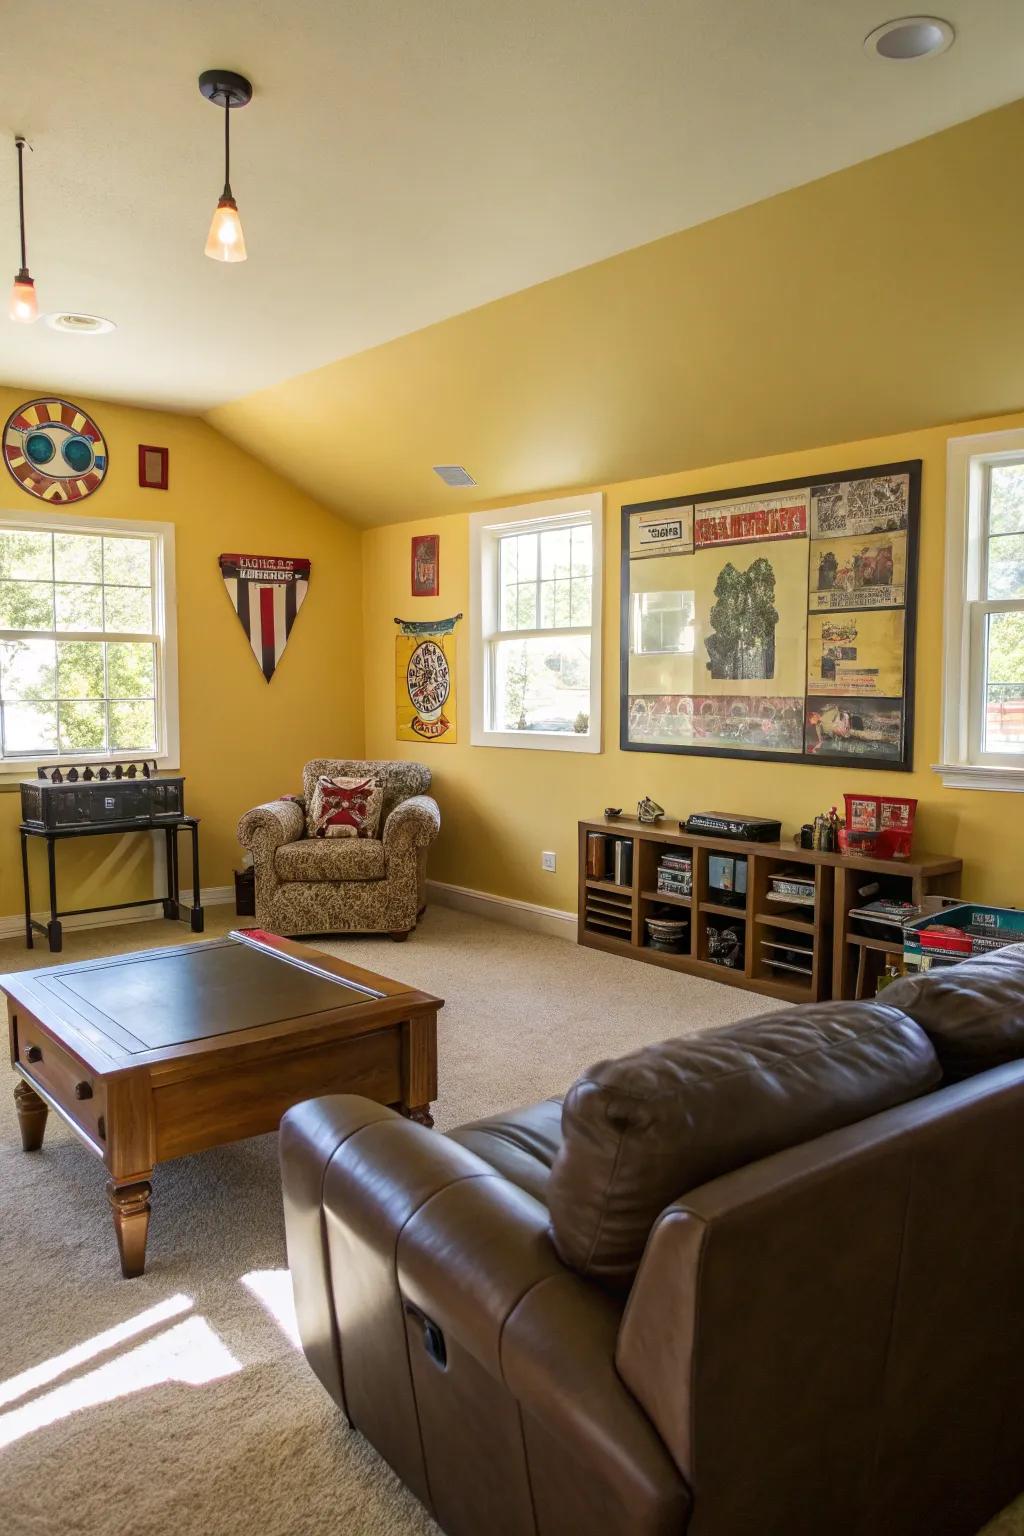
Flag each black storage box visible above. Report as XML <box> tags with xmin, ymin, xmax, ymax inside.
<box><xmin>20</xmin><ymin>774</ymin><xmax>186</xmax><ymax>829</ymax></box>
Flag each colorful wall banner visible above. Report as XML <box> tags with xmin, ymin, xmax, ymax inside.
<box><xmin>220</xmin><ymin>553</ymin><xmax>310</xmax><ymax>682</ymax></box>
<box><xmin>395</xmin><ymin>614</ymin><xmax>462</xmax><ymax>743</ymax></box>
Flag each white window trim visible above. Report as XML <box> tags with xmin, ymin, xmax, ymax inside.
<box><xmin>935</xmin><ymin>428</ymin><xmax>1024</xmax><ymax>792</ymax></box>
<box><xmin>469</xmin><ymin>492</ymin><xmax>603</xmax><ymax>752</ymax></box>
<box><xmin>0</xmin><ymin>509</ymin><xmax>180</xmax><ymax>781</ymax></box>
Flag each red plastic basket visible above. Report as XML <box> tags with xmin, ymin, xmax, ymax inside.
<box><xmin>842</xmin><ymin>794</ymin><xmax>917</xmax><ymax>860</ymax></box>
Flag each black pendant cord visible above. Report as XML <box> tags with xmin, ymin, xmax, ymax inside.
<box><xmin>15</xmin><ymin>137</ymin><xmax>28</xmax><ymax>275</ymax></box>
<box><xmin>222</xmin><ymin>97</ymin><xmax>232</xmax><ymax>201</ymax></box>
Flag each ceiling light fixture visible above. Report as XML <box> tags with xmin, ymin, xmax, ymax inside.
<box><xmin>9</xmin><ymin>136</ymin><xmax>38</xmax><ymax>324</ymax></box>
<box><xmin>199</xmin><ymin>69</ymin><xmax>253</xmax><ymax>263</ymax></box>
<box><xmin>863</xmin><ymin>16</ymin><xmax>955</xmax><ymax>60</ymax></box>
<box><xmin>45</xmin><ymin>312</ymin><xmax>117</xmax><ymax>335</ymax></box>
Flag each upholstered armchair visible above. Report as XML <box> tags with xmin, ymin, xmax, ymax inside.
<box><xmin>237</xmin><ymin>759</ymin><xmax>440</xmax><ymax>939</ymax></box>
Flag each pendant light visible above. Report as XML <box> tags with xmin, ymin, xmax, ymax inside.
<box><xmin>9</xmin><ymin>136</ymin><xmax>38</xmax><ymax>323</ymax></box>
<box><xmin>199</xmin><ymin>70</ymin><xmax>252</xmax><ymax>263</ymax></box>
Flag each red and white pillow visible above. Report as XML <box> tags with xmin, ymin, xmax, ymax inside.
<box><xmin>306</xmin><ymin>776</ymin><xmax>384</xmax><ymax>840</ymax></box>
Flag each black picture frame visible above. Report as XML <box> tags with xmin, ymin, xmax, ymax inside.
<box><xmin>620</xmin><ymin>459</ymin><xmax>921</xmax><ymax>770</ymax></box>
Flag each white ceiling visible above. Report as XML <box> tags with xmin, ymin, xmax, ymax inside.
<box><xmin>1</xmin><ymin>0</ymin><xmax>1023</xmax><ymax>413</ymax></box>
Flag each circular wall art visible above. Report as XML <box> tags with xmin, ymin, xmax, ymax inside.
<box><xmin>3</xmin><ymin>397</ymin><xmax>109</xmax><ymax>503</ymax></box>
<box><xmin>406</xmin><ymin>639</ymin><xmax>451</xmax><ymax>723</ymax></box>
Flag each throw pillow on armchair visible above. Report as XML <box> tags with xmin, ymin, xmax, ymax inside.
<box><xmin>306</xmin><ymin>776</ymin><xmax>384</xmax><ymax>839</ymax></box>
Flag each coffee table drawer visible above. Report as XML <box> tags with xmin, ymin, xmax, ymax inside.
<box><xmin>15</xmin><ymin>1015</ymin><xmax>106</xmax><ymax>1146</ymax></box>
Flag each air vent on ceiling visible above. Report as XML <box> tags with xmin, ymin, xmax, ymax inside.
<box><xmin>432</xmin><ymin>464</ymin><xmax>476</xmax><ymax>487</ymax></box>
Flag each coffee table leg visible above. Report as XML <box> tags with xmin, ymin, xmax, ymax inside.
<box><xmin>399</xmin><ymin>1104</ymin><xmax>435</xmax><ymax>1128</ymax></box>
<box><xmin>107</xmin><ymin>1179</ymin><xmax>153</xmax><ymax>1278</ymax></box>
<box><xmin>14</xmin><ymin>1079</ymin><xmax>48</xmax><ymax>1151</ymax></box>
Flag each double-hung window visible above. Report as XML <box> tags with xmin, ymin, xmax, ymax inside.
<box><xmin>0</xmin><ymin>511</ymin><xmax>179</xmax><ymax>771</ymax></box>
<box><xmin>470</xmin><ymin>493</ymin><xmax>603</xmax><ymax>751</ymax></box>
<box><xmin>938</xmin><ymin>429</ymin><xmax>1024</xmax><ymax>790</ymax></box>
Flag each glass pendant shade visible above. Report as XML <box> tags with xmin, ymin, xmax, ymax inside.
<box><xmin>9</xmin><ymin>272</ymin><xmax>37</xmax><ymax>323</ymax></box>
<box><xmin>204</xmin><ymin>195</ymin><xmax>247</xmax><ymax>263</ymax></box>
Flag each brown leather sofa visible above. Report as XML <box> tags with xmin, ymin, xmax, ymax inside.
<box><xmin>280</xmin><ymin>945</ymin><xmax>1024</xmax><ymax>1536</ymax></box>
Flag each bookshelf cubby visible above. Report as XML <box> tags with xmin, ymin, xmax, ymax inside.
<box><xmin>578</xmin><ymin>818</ymin><xmax>963</xmax><ymax>1003</ymax></box>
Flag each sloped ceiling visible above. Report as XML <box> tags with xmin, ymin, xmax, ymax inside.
<box><xmin>208</xmin><ymin>100</ymin><xmax>1024</xmax><ymax>524</ymax></box>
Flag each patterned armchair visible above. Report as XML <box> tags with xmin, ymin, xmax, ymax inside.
<box><xmin>237</xmin><ymin>759</ymin><xmax>440</xmax><ymax>940</ymax></box>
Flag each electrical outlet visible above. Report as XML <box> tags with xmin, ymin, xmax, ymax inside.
<box><xmin>541</xmin><ymin>851</ymin><xmax>557</xmax><ymax>873</ymax></box>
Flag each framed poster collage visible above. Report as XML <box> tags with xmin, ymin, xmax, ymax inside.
<box><xmin>620</xmin><ymin>460</ymin><xmax>920</xmax><ymax>769</ymax></box>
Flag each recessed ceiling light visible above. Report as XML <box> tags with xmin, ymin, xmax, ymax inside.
<box><xmin>432</xmin><ymin>465</ymin><xmax>476</xmax><ymax>487</ymax></box>
<box><xmin>864</xmin><ymin>16</ymin><xmax>954</xmax><ymax>60</ymax></box>
<box><xmin>44</xmin><ymin>312</ymin><xmax>117</xmax><ymax>335</ymax></box>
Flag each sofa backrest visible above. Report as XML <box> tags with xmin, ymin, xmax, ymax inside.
<box><xmin>880</xmin><ymin>940</ymin><xmax>1024</xmax><ymax>1081</ymax></box>
<box><xmin>302</xmin><ymin>759</ymin><xmax>431</xmax><ymax>824</ymax></box>
<box><xmin>546</xmin><ymin>1001</ymin><xmax>941</xmax><ymax>1287</ymax></box>
<box><xmin>615</xmin><ymin>1059</ymin><xmax>1024</xmax><ymax>1536</ymax></box>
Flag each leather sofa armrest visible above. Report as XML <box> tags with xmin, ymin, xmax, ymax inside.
<box><xmin>237</xmin><ymin>797</ymin><xmax>305</xmax><ymax>862</ymax></box>
<box><xmin>382</xmin><ymin>794</ymin><xmax>440</xmax><ymax>857</ymax></box>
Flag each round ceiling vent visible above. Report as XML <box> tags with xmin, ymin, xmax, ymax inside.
<box><xmin>863</xmin><ymin>16</ymin><xmax>955</xmax><ymax>60</ymax></box>
<box><xmin>44</xmin><ymin>312</ymin><xmax>117</xmax><ymax>335</ymax></box>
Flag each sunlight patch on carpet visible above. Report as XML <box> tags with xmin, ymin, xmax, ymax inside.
<box><xmin>241</xmin><ymin>1268</ymin><xmax>301</xmax><ymax>1349</ymax></box>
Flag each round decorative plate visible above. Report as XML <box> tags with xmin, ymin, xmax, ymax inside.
<box><xmin>406</xmin><ymin>639</ymin><xmax>451</xmax><ymax>722</ymax></box>
<box><xmin>3</xmin><ymin>397</ymin><xmax>108</xmax><ymax>503</ymax></box>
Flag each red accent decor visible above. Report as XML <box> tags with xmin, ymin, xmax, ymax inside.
<box><xmin>138</xmin><ymin>444</ymin><xmax>169</xmax><ymax>489</ymax></box>
<box><xmin>411</xmin><ymin>534</ymin><xmax>440</xmax><ymax>596</ymax></box>
<box><xmin>310</xmin><ymin>778</ymin><xmax>380</xmax><ymax>838</ymax></box>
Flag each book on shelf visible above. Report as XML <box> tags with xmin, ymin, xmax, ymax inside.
<box><xmin>613</xmin><ymin>838</ymin><xmax>634</xmax><ymax>887</ymax></box>
<box><xmin>586</xmin><ymin>832</ymin><xmax>610</xmax><ymax>880</ymax></box>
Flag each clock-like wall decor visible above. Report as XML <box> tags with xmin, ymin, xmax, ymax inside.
<box><xmin>3</xmin><ymin>396</ymin><xmax>109</xmax><ymax>503</ymax></box>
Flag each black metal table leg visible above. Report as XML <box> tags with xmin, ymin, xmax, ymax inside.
<box><xmin>20</xmin><ymin>828</ymin><xmax>33</xmax><ymax>950</ymax></box>
<box><xmin>188</xmin><ymin>821</ymin><xmax>204</xmax><ymax>932</ymax></box>
<box><xmin>45</xmin><ymin>836</ymin><xmax>62</xmax><ymax>953</ymax></box>
<box><xmin>162</xmin><ymin>824</ymin><xmax>179</xmax><ymax>920</ymax></box>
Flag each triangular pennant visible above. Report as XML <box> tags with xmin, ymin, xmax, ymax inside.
<box><xmin>219</xmin><ymin>553</ymin><xmax>311</xmax><ymax>682</ymax></box>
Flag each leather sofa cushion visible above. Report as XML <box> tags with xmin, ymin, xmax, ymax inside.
<box><xmin>274</xmin><ymin>838</ymin><xmax>386</xmax><ymax>883</ymax></box>
<box><xmin>447</xmin><ymin>1097</ymin><xmax>563</xmax><ymax>1204</ymax></box>
<box><xmin>881</xmin><ymin>942</ymin><xmax>1024</xmax><ymax>1081</ymax></box>
<box><xmin>547</xmin><ymin>1002</ymin><xmax>941</xmax><ymax>1286</ymax></box>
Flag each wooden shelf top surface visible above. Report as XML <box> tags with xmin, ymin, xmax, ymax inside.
<box><xmin>580</xmin><ymin>817</ymin><xmax>961</xmax><ymax>877</ymax></box>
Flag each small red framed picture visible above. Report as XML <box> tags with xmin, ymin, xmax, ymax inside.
<box><xmin>138</xmin><ymin>444</ymin><xmax>169</xmax><ymax>490</ymax></box>
<box><xmin>411</xmin><ymin>534</ymin><xmax>440</xmax><ymax>596</ymax></box>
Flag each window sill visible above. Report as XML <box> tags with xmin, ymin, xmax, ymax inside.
<box><xmin>472</xmin><ymin>728</ymin><xmax>602</xmax><ymax>754</ymax></box>
<box><xmin>0</xmin><ymin>750</ymin><xmax>180</xmax><ymax>788</ymax></box>
<box><xmin>932</xmin><ymin>762</ymin><xmax>1024</xmax><ymax>793</ymax></box>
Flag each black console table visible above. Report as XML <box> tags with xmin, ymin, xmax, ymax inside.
<box><xmin>19</xmin><ymin>817</ymin><xmax>204</xmax><ymax>953</ymax></box>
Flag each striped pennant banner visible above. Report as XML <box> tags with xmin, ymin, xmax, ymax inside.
<box><xmin>219</xmin><ymin>553</ymin><xmax>311</xmax><ymax>682</ymax></box>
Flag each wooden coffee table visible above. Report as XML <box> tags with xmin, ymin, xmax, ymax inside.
<box><xmin>1</xmin><ymin>928</ymin><xmax>441</xmax><ymax>1277</ymax></box>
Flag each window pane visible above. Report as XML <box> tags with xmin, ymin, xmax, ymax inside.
<box><xmin>54</xmin><ymin>532</ymin><xmax>102</xmax><ymax>583</ymax></box>
<box><xmin>0</xmin><ymin>638</ymin><xmax>56</xmax><ymax>699</ymax></box>
<box><xmin>492</xmin><ymin>636</ymin><xmax>591</xmax><ymax>734</ymax></box>
<box><xmin>55</xmin><ymin>582</ymin><xmax>103</xmax><ymax>631</ymax></box>
<box><xmin>540</xmin><ymin>579</ymin><xmax>572</xmax><ymax>628</ymax></box>
<box><xmin>57</xmin><ymin>641</ymin><xmax>104</xmax><ymax>699</ymax></box>
<box><xmin>570</xmin><ymin>525</ymin><xmax>592</xmax><ymax>576</ymax></box>
<box><xmin>516</xmin><ymin>533</ymin><xmax>538</xmax><ymax>582</ymax></box>
<box><xmin>2</xmin><ymin>701</ymin><xmax>57</xmax><ymax>753</ymax></box>
<box><xmin>989</xmin><ymin>465</ymin><xmax>1024</xmax><ymax>536</ymax></box>
<box><xmin>540</xmin><ymin>528</ymin><xmax>571</xmax><ymax>580</ymax></box>
<box><xmin>103</xmin><ymin>585</ymin><xmax>152</xmax><ymax>632</ymax></box>
<box><xmin>0</xmin><ymin>529</ymin><xmax>52</xmax><ymax>580</ymax></box>
<box><xmin>984</xmin><ymin>610</ymin><xmax>1024</xmax><ymax>754</ymax></box>
<box><xmin>109</xmin><ymin>697</ymin><xmax>156</xmax><ymax>751</ymax></box>
<box><xmin>0</xmin><ymin>580</ymin><xmax>53</xmax><ymax>630</ymax></box>
<box><xmin>499</xmin><ymin>536</ymin><xmax>518</xmax><ymax>588</ymax></box>
<box><xmin>103</xmin><ymin>537</ymin><xmax>151</xmax><ymax>587</ymax></box>
<box><xmin>515</xmin><ymin>584</ymin><xmax>537</xmax><ymax>627</ymax></box>
<box><xmin>107</xmin><ymin>641</ymin><xmax>155</xmax><ymax>698</ymax></box>
<box><xmin>987</xmin><ymin>534</ymin><xmax>1024</xmax><ymax>599</ymax></box>
<box><xmin>59</xmin><ymin>699</ymin><xmax>106</xmax><ymax>752</ymax></box>
<box><xmin>569</xmin><ymin>576</ymin><xmax>592</xmax><ymax>627</ymax></box>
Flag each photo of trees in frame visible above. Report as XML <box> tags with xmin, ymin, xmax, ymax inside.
<box><xmin>621</xmin><ymin>460</ymin><xmax>920</xmax><ymax>768</ymax></box>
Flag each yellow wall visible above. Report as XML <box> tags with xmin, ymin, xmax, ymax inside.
<box><xmin>362</xmin><ymin>412</ymin><xmax>1024</xmax><ymax>913</ymax></box>
<box><xmin>0</xmin><ymin>386</ymin><xmax>364</xmax><ymax>922</ymax></box>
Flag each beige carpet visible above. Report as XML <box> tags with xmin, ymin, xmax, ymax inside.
<box><xmin>0</xmin><ymin>905</ymin><xmax>1020</xmax><ymax>1536</ymax></box>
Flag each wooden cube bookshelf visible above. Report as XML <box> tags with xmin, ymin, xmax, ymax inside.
<box><xmin>578</xmin><ymin>818</ymin><xmax>962</xmax><ymax>1004</ymax></box>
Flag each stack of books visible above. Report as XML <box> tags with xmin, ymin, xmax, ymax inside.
<box><xmin>585</xmin><ymin>833</ymin><xmax>634</xmax><ymax>886</ymax></box>
<box><xmin>656</xmin><ymin>853</ymin><xmax>692</xmax><ymax>897</ymax></box>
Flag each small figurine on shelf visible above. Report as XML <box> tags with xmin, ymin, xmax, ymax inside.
<box><xmin>637</xmin><ymin>796</ymin><xmax>664</xmax><ymax>825</ymax></box>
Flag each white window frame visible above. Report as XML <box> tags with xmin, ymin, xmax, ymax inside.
<box><xmin>0</xmin><ymin>508</ymin><xmax>180</xmax><ymax>780</ymax></box>
<box><xmin>469</xmin><ymin>492</ymin><xmax>603</xmax><ymax>752</ymax></box>
<box><xmin>935</xmin><ymin>427</ymin><xmax>1024</xmax><ymax>792</ymax></box>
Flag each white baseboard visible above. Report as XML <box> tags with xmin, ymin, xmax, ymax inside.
<box><xmin>0</xmin><ymin>885</ymin><xmax>235</xmax><ymax>943</ymax></box>
<box><xmin>426</xmin><ymin>878</ymin><xmax>577</xmax><ymax>941</ymax></box>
